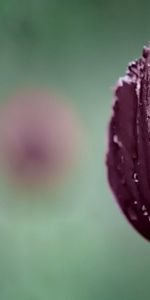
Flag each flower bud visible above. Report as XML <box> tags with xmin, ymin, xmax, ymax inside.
<box><xmin>107</xmin><ymin>45</ymin><xmax>150</xmax><ymax>240</ymax></box>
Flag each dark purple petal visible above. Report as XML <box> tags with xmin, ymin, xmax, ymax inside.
<box><xmin>107</xmin><ymin>45</ymin><xmax>150</xmax><ymax>241</ymax></box>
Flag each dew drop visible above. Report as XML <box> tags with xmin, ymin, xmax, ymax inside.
<box><xmin>142</xmin><ymin>205</ymin><xmax>146</xmax><ymax>211</ymax></box>
<box><xmin>133</xmin><ymin>172</ymin><xmax>139</xmax><ymax>183</ymax></box>
<box><xmin>127</xmin><ymin>206</ymin><xmax>138</xmax><ymax>221</ymax></box>
<box><xmin>113</xmin><ymin>135</ymin><xmax>123</xmax><ymax>147</ymax></box>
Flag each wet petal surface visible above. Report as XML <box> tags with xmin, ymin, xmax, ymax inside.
<box><xmin>107</xmin><ymin>45</ymin><xmax>150</xmax><ymax>240</ymax></box>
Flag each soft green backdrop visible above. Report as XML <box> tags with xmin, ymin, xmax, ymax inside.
<box><xmin>0</xmin><ymin>0</ymin><xmax>150</xmax><ymax>299</ymax></box>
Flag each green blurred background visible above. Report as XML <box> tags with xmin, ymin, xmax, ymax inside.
<box><xmin>0</xmin><ymin>0</ymin><xmax>150</xmax><ymax>299</ymax></box>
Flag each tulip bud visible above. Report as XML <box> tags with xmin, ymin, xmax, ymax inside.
<box><xmin>107</xmin><ymin>44</ymin><xmax>150</xmax><ymax>240</ymax></box>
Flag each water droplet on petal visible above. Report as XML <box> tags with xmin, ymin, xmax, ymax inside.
<box><xmin>127</xmin><ymin>206</ymin><xmax>138</xmax><ymax>221</ymax></box>
<box><xmin>142</xmin><ymin>205</ymin><xmax>146</xmax><ymax>211</ymax></box>
<box><xmin>133</xmin><ymin>172</ymin><xmax>139</xmax><ymax>183</ymax></box>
